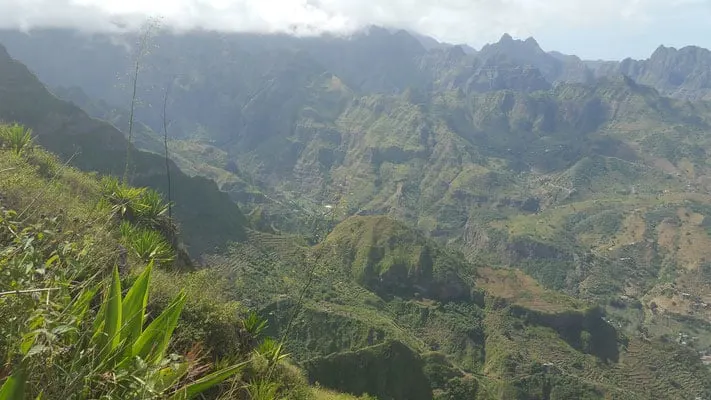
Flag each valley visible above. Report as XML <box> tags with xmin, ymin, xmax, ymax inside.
<box><xmin>2</xmin><ymin>25</ymin><xmax>711</xmax><ymax>399</ymax></box>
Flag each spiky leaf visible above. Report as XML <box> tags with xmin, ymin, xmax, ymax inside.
<box><xmin>0</xmin><ymin>366</ymin><xmax>27</xmax><ymax>400</ymax></box>
<box><xmin>121</xmin><ymin>261</ymin><xmax>153</xmax><ymax>345</ymax></box>
<box><xmin>102</xmin><ymin>266</ymin><xmax>123</xmax><ymax>361</ymax></box>
<box><xmin>168</xmin><ymin>361</ymin><xmax>248</xmax><ymax>400</ymax></box>
<box><xmin>132</xmin><ymin>291</ymin><xmax>186</xmax><ymax>365</ymax></box>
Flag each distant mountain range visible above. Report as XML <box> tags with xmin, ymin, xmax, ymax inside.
<box><xmin>2</xmin><ymin>27</ymin><xmax>711</xmax><ymax>102</ymax></box>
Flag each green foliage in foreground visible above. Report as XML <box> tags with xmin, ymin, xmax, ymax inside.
<box><xmin>0</xmin><ymin>262</ymin><xmax>246</xmax><ymax>399</ymax></box>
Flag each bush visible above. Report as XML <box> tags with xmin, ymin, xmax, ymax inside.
<box><xmin>150</xmin><ymin>268</ymin><xmax>247</xmax><ymax>359</ymax></box>
<box><xmin>0</xmin><ymin>124</ymin><xmax>33</xmax><ymax>155</ymax></box>
<box><xmin>121</xmin><ymin>221</ymin><xmax>175</xmax><ymax>265</ymax></box>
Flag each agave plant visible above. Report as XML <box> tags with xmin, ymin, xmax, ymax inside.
<box><xmin>243</xmin><ymin>311</ymin><xmax>268</xmax><ymax>338</ymax></box>
<box><xmin>0</xmin><ymin>263</ymin><xmax>246</xmax><ymax>399</ymax></box>
<box><xmin>0</xmin><ymin>124</ymin><xmax>33</xmax><ymax>155</ymax></box>
<box><xmin>134</xmin><ymin>189</ymin><xmax>170</xmax><ymax>228</ymax></box>
<box><xmin>244</xmin><ymin>379</ymin><xmax>282</xmax><ymax>400</ymax></box>
<box><xmin>121</xmin><ymin>222</ymin><xmax>175</xmax><ymax>265</ymax></box>
<box><xmin>255</xmin><ymin>337</ymin><xmax>289</xmax><ymax>367</ymax></box>
<box><xmin>101</xmin><ymin>176</ymin><xmax>147</xmax><ymax>221</ymax></box>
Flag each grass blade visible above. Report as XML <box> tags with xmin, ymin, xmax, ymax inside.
<box><xmin>0</xmin><ymin>366</ymin><xmax>27</xmax><ymax>400</ymax></box>
<box><xmin>91</xmin><ymin>296</ymin><xmax>106</xmax><ymax>343</ymax></box>
<box><xmin>121</xmin><ymin>261</ymin><xmax>153</xmax><ymax>345</ymax></box>
<box><xmin>102</xmin><ymin>266</ymin><xmax>123</xmax><ymax>360</ymax></box>
<box><xmin>168</xmin><ymin>361</ymin><xmax>248</xmax><ymax>400</ymax></box>
<box><xmin>69</xmin><ymin>286</ymin><xmax>99</xmax><ymax>323</ymax></box>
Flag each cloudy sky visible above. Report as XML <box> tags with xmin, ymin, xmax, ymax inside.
<box><xmin>0</xmin><ymin>0</ymin><xmax>709</xmax><ymax>60</ymax></box>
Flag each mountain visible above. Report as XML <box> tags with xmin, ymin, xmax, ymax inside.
<box><xmin>3</xmin><ymin>27</ymin><xmax>711</xmax><ymax>398</ymax></box>
<box><xmin>0</xmin><ymin>43</ymin><xmax>248</xmax><ymax>256</ymax></box>
<box><xmin>6</xmin><ymin>28</ymin><xmax>711</xmax><ymax>104</ymax></box>
<box><xmin>409</xmin><ymin>31</ymin><xmax>478</xmax><ymax>54</ymax></box>
<box><xmin>478</xmin><ymin>34</ymin><xmax>592</xmax><ymax>84</ymax></box>
<box><xmin>0</xmin><ymin>124</ymin><xmax>373</xmax><ymax>399</ymax></box>
<box><xmin>206</xmin><ymin>215</ymin><xmax>711</xmax><ymax>399</ymax></box>
<box><xmin>589</xmin><ymin>45</ymin><xmax>711</xmax><ymax>100</ymax></box>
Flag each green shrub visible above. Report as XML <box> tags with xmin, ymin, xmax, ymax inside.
<box><xmin>121</xmin><ymin>222</ymin><xmax>175</xmax><ymax>265</ymax></box>
<box><xmin>0</xmin><ymin>124</ymin><xmax>33</xmax><ymax>155</ymax></box>
<box><xmin>102</xmin><ymin>176</ymin><xmax>147</xmax><ymax>220</ymax></box>
<box><xmin>134</xmin><ymin>188</ymin><xmax>171</xmax><ymax>228</ymax></box>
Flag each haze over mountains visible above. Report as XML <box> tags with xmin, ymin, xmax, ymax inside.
<box><xmin>3</xmin><ymin>24</ymin><xmax>711</xmax><ymax>399</ymax></box>
<box><xmin>4</xmin><ymin>27</ymin><xmax>711</xmax><ymax>100</ymax></box>
<box><xmin>1</xmin><ymin>0</ymin><xmax>709</xmax><ymax>59</ymax></box>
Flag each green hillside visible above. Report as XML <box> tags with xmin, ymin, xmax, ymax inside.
<box><xmin>205</xmin><ymin>215</ymin><xmax>711</xmax><ymax>399</ymax></box>
<box><xmin>0</xmin><ymin>127</ymin><xmax>378</xmax><ymax>399</ymax></box>
<box><xmin>3</xmin><ymin>28</ymin><xmax>711</xmax><ymax>399</ymax></box>
<box><xmin>0</xmin><ymin>44</ymin><xmax>247</xmax><ymax>256</ymax></box>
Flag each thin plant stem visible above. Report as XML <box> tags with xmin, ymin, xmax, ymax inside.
<box><xmin>162</xmin><ymin>81</ymin><xmax>173</xmax><ymax>221</ymax></box>
<box><xmin>0</xmin><ymin>288</ymin><xmax>60</xmax><ymax>297</ymax></box>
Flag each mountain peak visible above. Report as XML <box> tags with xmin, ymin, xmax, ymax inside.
<box><xmin>448</xmin><ymin>45</ymin><xmax>467</xmax><ymax>59</ymax></box>
<box><xmin>650</xmin><ymin>44</ymin><xmax>676</xmax><ymax>58</ymax></box>
<box><xmin>524</xmin><ymin>37</ymin><xmax>539</xmax><ymax>47</ymax></box>
<box><xmin>488</xmin><ymin>33</ymin><xmax>544</xmax><ymax>53</ymax></box>
<box><xmin>0</xmin><ymin>43</ymin><xmax>9</xmax><ymax>60</ymax></box>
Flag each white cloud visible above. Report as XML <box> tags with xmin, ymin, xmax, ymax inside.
<box><xmin>0</xmin><ymin>0</ymin><xmax>707</xmax><ymax>50</ymax></box>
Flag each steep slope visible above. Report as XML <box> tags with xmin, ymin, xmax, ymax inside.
<box><xmin>0</xmin><ymin>134</ymin><xmax>370</xmax><ymax>400</ymax></box>
<box><xmin>314</xmin><ymin>216</ymin><xmax>471</xmax><ymax>300</ymax></box>
<box><xmin>0</xmin><ymin>43</ymin><xmax>247</xmax><ymax>255</ymax></box>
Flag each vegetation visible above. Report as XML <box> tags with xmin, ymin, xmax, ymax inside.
<box><xmin>207</xmin><ymin>217</ymin><xmax>711</xmax><ymax>399</ymax></box>
<box><xmin>3</xmin><ymin>29</ymin><xmax>711</xmax><ymax>399</ymax></box>
<box><xmin>0</xmin><ymin>124</ymin><xmax>33</xmax><ymax>155</ymax></box>
<box><xmin>0</xmin><ymin>133</ymin><xmax>360</xmax><ymax>399</ymax></box>
<box><xmin>0</xmin><ymin>47</ymin><xmax>248</xmax><ymax>256</ymax></box>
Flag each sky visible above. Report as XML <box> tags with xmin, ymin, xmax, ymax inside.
<box><xmin>0</xmin><ymin>0</ymin><xmax>709</xmax><ymax>60</ymax></box>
